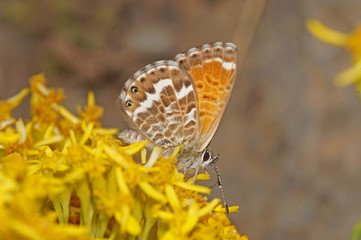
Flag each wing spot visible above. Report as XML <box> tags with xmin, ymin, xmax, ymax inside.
<box><xmin>171</xmin><ymin>69</ymin><xmax>179</xmax><ymax>76</ymax></box>
<box><xmin>203</xmin><ymin>93</ymin><xmax>217</xmax><ymax>101</ymax></box>
<box><xmin>151</xmin><ymin>125</ymin><xmax>161</xmax><ymax>132</ymax></box>
<box><xmin>174</xmin><ymin>80</ymin><xmax>183</xmax><ymax>92</ymax></box>
<box><xmin>145</xmin><ymin>86</ymin><xmax>156</xmax><ymax>94</ymax></box>
<box><xmin>142</xmin><ymin>123</ymin><xmax>150</xmax><ymax>130</ymax></box>
<box><xmin>159</xmin><ymin>105</ymin><xmax>165</xmax><ymax>113</ymax></box>
<box><xmin>205</xmin><ymin>74</ymin><xmax>215</xmax><ymax>85</ymax></box>
<box><xmin>130</xmin><ymin>86</ymin><xmax>139</xmax><ymax>94</ymax></box>
<box><xmin>138</xmin><ymin>112</ymin><xmax>148</xmax><ymax>120</ymax></box>
<box><xmin>191</xmin><ymin>53</ymin><xmax>199</xmax><ymax>60</ymax></box>
<box><xmin>158</xmin><ymin>115</ymin><xmax>166</xmax><ymax>121</ymax></box>
<box><xmin>169</xmin><ymin>124</ymin><xmax>177</xmax><ymax>131</ymax></box>
<box><xmin>187</xmin><ymin>92</ymin><xmax>196</xmax><ymax>102</ymax></box>
<box><xmin>125</xmin><ymin>100</ymin><xmax>132</xmax><ymax>108</ymax></box>
<box><xmin>185</xmin><ymin>120</ymin><xmax>196</xmax><ymax>128</ymax></box>
<box><xmin>164</xmin><ymin>130</ymin><xmax>172</xmax><ymax>137</ymax></box>
<box><xmin>147</xmin><ymin>106</ymin><xmax>158</xmax><ymax>115</ymax></box>
<box><xmin>135</xmin><ymin>118</ymin><xmax>143</xmax><ymax>126</ymax></box>
<box><xmin>184</xmin><ymin>79</ymin><xmax>192</xmax><ymax>87</ymax></box>
<box><xmin>186</xmin><ymin>103</ymin><xmax>196</xmax><ymax>113</ymax></box>
<box><xmin>154</xmin><ymin>133</ymin><xmax>163</xmax><ymax>140</ymax></box>
<box><xmin>179</xmin><ymin>96</ymin><xmax>186</xmax><ymax>106</ymax></box>
<box><xmin>211</xmin><ymin>81</ymin><xmax>219</xmax><ymax>86</ymax></box>
<box><xmin>136</xmin><ymin>93</ymin><xmax>147</xmax><ymax>102</ymax></box>
<box><xmin>159</xmin><ymin>139</ymin><xmax>171</xmax><ymax>146</ymax></box>
<box><xmin>160</xmin><ymin>95</ymin><xmax>170</xmax><ymax>107</ymax></box>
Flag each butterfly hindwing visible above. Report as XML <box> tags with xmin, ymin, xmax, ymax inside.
<box><xmin>119</xmin><ymin>60</ymin><xmax>200</xmax><ymax>148</ymax></box>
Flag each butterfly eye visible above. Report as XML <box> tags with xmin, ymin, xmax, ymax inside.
<box><xmin>125</xmin><ymin>100</ymin><xmax>133</xmax><ymax>108</ymax></box>
<box><xmin>202</xmin><ymin>150</ymin><xmax>212</xmax><ymax>162</ymax></box>
<box><xmin>131</xmin><ymin>86</ymin><xmax>138</xmax><ymax>94</ymax></box>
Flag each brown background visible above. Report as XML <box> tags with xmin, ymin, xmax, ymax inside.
<box><xmin>1</xmin><ymin>0</ymin><xmax>361</xmax><ymax>239</ymax></box>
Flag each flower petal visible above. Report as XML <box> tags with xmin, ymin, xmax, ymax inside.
<box><xmin>139</xmin><ymin>181</ymin><xmax>167</xmax><ymax>203</ymax></box>
<box><xmin>307</xmin><ymin>19</ymin><xmax>348</xmax><ymax>46</ymax></box>
<box><xmin>335</xmin><ymin>60</ymin><xmax>361</xmax><ymax>86</ymax></box>
<box><xmin>173</xmin><ymin>181</ymin><xmax>211</xmax><ymax>195</ymax></box>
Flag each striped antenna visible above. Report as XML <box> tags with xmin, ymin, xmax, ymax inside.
<box><xmin>211</xmin><ymin>159</ymin><xmax>229</xmax><ymax>214</ymax></box>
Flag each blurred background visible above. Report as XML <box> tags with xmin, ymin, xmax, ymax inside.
<box><xmin>1</xmin><ymin>0</ymin><xmax>361</xmax><ymax>239</ymax></box>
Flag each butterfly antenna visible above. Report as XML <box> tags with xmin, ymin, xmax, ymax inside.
<box><xmin>210</xmin><ymin>159</ymin><xmax>229</xmax><ymax>214</ymax></box>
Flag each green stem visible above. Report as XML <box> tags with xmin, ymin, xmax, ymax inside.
<box><xmin>94</xmin><ymin>211</ymin><xmax>110</xmax><ymax>238</ymax></box>
<box><xmin>76</xmin><ymin>179</ymin><xmax>94</xmax><ymax>234</ymax></box>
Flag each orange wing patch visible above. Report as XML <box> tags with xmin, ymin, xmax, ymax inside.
<box><xmin>193</xmin><ymin>60</ymin><xmax>235</xmax><ymax>136</ymax></box>
<box><xmin>174</xmin><ymin>42</ymin><xmax>238</xmax><ymax>150</ymax></box>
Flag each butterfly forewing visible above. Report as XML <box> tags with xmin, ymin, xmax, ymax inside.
<box><xmin>119</xmin><ymin>60</ymin><xmax>200</xmax><ymax>148</ymax></box>
<box><xmin>174</xmin><ymin>42</ymin><xmax>238</xmax><ymax>151</ymax></box>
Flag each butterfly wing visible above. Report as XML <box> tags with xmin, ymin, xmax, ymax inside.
<box><xmin>174</xmin><ymin>42</ymin><xmax>238</xmax><ymax>151</ymax></box>
<box><xmin>119</xmin><ymin>60</ymin><xmax>200</xmax><ymax>149</ymax></box>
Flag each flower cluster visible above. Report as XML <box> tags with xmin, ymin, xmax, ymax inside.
<box><xmin>307</xmin><ymin>20</ymin><xmax>361</xmax><ymax>95</ymax></box>
<box><xmin>0</xmin><ymin>74</ymin><xmax>246</xmax><ymax>240</ymax></box>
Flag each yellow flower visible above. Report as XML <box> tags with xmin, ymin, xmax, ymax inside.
<box><xmin>307</xmin><ymin>19</ymin><xmax>361</xmax><ymax>94</ymax></box>
<box><xmin>0</xmin><ymin>74</ymin><xmax>245</xmax><ymax>239</ymax></box>
<box><xmin>190</xmin><ymin>212</ymin><xmax>246</xmax><ymax>240</ymax></box>
<box><xmin>0</xmin><ymin>88</ymin><xmax>29</xmax><ymax>125</ymax></box>
<box><xmin>77</xmin><ymin>91</ymin><xmax>104</xmax><ymax>123</ymax></box>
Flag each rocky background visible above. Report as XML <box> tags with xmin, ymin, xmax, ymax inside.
<box><xmin>1</xmin><ymin>0</ymin><xmax>361</xmax><ymax>239</ymax></box>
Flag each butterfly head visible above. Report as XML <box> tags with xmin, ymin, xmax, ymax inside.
<box><xmin>200</xmin><ymin>149</ymin><xmax>219</xmax><ymax>167</ymax></box>
<box><xmin>177</xmin><ymin>148</ymin><xmax>218</xmax><ymax>171</ymax></box>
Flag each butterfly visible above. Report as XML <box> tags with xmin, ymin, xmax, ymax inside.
<box><xmin>119</xmin><ymin>42</ymin><xmax>238</xmax><ymax>211</ymax></box>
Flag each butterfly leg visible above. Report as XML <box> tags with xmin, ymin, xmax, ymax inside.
<box><xmin>192</xmin><ymin>167</ymin><xmax>200</xmax><ymax>185</ymax></box>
